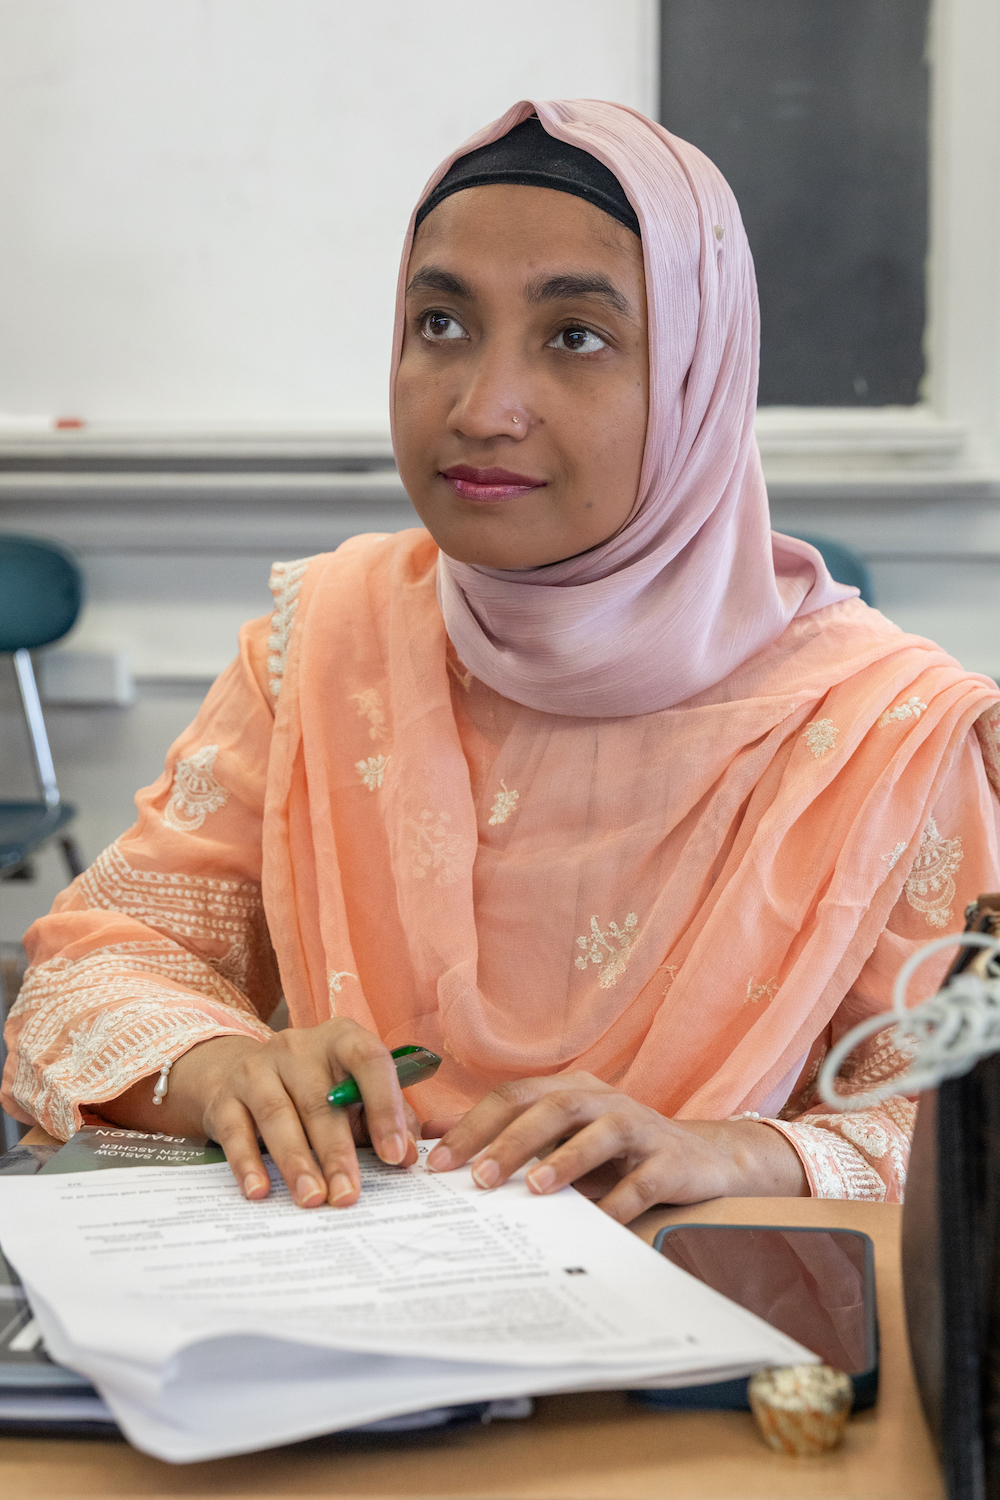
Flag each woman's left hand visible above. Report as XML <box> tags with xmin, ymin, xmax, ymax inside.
<box><xmin>423</xmin><ymin>1072</ymin><xmax>807</xmax><ymax>1223</ymax></box>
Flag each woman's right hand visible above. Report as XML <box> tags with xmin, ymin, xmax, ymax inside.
<box><xmin>100</xmin><ymin>1018</ymin><xmax>418</xmax><ymax>1208</ymax></box>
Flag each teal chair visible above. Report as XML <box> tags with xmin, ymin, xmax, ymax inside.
<box><xmin>0</xmin><ymin>535</ymin><xmax>85</xmax><ymax>881</ymax></box>
<box><xmin>790</xmin><ymin>532</ymin><xmax>874</xmax><ymax>605</ymax></box>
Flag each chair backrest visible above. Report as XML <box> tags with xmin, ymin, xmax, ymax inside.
<box><xmin>789</xmin><ymin>532</ymin><xmax>874</xmax><ymax>606</ymax></box>
<box><xmin>0</xmin><ymin>535</ymin><xmax>83</xmax><ymax>651</ymax></box>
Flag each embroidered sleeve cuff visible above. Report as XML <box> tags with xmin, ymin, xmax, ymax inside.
<box><xmin>5</xmin><ymin>991</ymin><xmax>271</xmax><ymax>1142</ymax></box>
<box><xmin>759</xmin><ymin>1117</ymin><xmax>889</xmax><ymax>1201</ymax></box>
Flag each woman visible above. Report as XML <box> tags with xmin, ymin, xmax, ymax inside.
<box><xmin>5</xmin><ymin>100</ymin><xmax>1000</xmax><ymax>1221</ymax></box>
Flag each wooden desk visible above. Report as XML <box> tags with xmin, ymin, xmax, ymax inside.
<box><xmin>0</xmin><ymin>1135</ymin><xmax>942</xmax><ymax>1499</ymax></box>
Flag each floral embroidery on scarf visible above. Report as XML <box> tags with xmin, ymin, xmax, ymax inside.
<box><xmin>903</xmin><ymin>817</ymin><xmax>964</xmax><ymax>929</ymax></box>
<box><xmin>882</xmin><ymin>841</ymin><xmax>908</xmax><ymax>872</ymax></box>
<box><xmin>163</xmin><ymin>745</ymin><xmax>228</xmax><ymax>833</ymax></box>
<box><xmin>267</xmin><ymin>557</ymin><xmax>313</xmax><ymax>697</ymax></box>
<box><xmin>447</xmin><ymin>659</ymin><xmax>473</xmax><ymax>692</ymax></box>
<box><xmin>660</xmin><ymin>964</ymin><xmax>679</xmax><ymax>996</ymax></box>
<box><xmin>410</xmin><ymin>810</ymin><xmax>466</xmax><ymax>886</ymax></box>
<box><xmin>803</xmin><ymin>718</ymin><xmax>838</xmax><ymax>757</ymax></box>
<box><xmin>487</xmin><ymin>780</ymin><xmax>520</xmax><ymax>827</ymax></box>
<box><xmin>575</xmin><ymin>912</ymin><xmax>639</xmax><ymax>989</ymax></box>
<box><xmin>745</xmin><ymin>976</ymin><xmax>778</xmax><ymax>1005</ymax></box>
<box><xmin>328</xmin><ymin>970</ymin><xmax>358</xmax><ymax>1012</ymax></box>
<box><xmin>356</xmin><ymin>755</ymin><xmax>389</xmax><ymax>791</ymax></box>
<box><xmin>878</xmin><ymin>696</ymin><xmax>927</xmax><ymax>728</ymax></box>
<box><xmin>350</xmin><ymin>689</ymin><xmax>388</xmax><ymax>742</ymax></box>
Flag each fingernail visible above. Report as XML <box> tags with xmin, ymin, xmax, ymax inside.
<box><xmin>426</xmin><ymin>1145</ymin><xmax>451</xmax><ymax>1172</ymax></box>
<box><xmin>329</xmin><ymin>1173</ymin><xmax>354</xmax><ymax>1205</ymax></box>
<box><xmin>296</xmin><ymin>1174</ymin><xmax>325</xmax><ymax>1206</ymax></box>
<box><xmin>381</xmin><ymin>1133</ymin><xmax>405</xmax><ymax>1165</ymax></box>
<box><xmin>471</xmin><ymin>1158</ymin><xmax>500</xmax><ymax>1189</ymax></box>
<box><xmin>527</xmin><ymin>1165</ymin><xmax>556</xmax><ymax>1193</ymax></box>
<box><xmin>243</xmin><ymin>1173</ymin><xmax>266</xmax><ymax>1198</ymax></box>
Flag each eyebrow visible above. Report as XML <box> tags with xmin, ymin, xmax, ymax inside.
<box><xmin>406</xmin><ymin>265</ymin><xmax>632</xmax><ymax>317</ymax></box>
<box><xmin>523</xmin><ymin>273</ymin><xmax>632</xmax><ymax>317</ymax></box>
<box><xmin>406</xmin><ymin>266</ymin><xmax>475</xmax><ymax>299</ymax></box>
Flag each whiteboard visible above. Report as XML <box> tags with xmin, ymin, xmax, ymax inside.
<box><xmin>0</xmin><ymin>0</ymin><xmax>656</xmax><ymax>432</ymax></box>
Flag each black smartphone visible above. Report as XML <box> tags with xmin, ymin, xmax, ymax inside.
<box><xmin>635</xmin><ymin>1223</ymin><xmax>879</xmax><ymax>1412</ymax></box>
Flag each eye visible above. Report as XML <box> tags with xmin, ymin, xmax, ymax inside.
<box><xmin>548</xmin><ymin>326</ymin><xmax>608</xmax><ymax>354</ymax></box>
<box><xmin>420</xmin><ymin>311</ymin><xmax>468</xmax><ymax>341</ymax></box>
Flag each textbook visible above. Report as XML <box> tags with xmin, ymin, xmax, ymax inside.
<box><xmin>37</xmin><ymin>1124</ymin><xmax>226</xmax><ymax>1173</ymax></box>
<box><xmin>0</xmin><ymin>1138</ymin><xmax>816</xmax><ymax>1462</ymax></box>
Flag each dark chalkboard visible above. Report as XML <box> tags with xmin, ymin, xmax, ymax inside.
<box><xmin>660</xmin><ymin>1</ymin><xmax>930</xmax><ymax>406</ymax></box>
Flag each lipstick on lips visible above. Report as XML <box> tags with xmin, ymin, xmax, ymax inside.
<box><xmin>440</xmin><ymin>464</ymin><xmax>546</xmax><ymax>502</ymax></box>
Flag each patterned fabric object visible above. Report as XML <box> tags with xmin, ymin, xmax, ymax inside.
<box><xmin>7</xmin><ymin>941</ymin><xmax>271</xmax><ymax>1141</ymax></box>
<box><xmin>162</xmin><ymin>745</ymin><xmax>228</xmax><ymax>832</ymax></box>
<box><xmin>4</xmin><ymin>533</ymin><xmax>1000</xmax><ymax>1204</ymax></box>
<box><xmin>765</xmin><ymin>1030</ymin><xmax>917</xmax><ymax>1201</ymax></box>
<box><xmin>267</xmin><ymin>558</ymin><xmax>313</xmax><ymax>697</ymax></box>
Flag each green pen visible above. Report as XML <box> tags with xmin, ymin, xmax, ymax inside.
<box><xmin>327</xmin><ymin>1045</ymin><xmax>443</xmax><ymax>1109</ymax></box>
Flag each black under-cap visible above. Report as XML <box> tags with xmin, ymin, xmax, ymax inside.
<box><xmin>414</xmin><ymin>116</ymin><xmax>641</xmax><ymax>239</ymax></box>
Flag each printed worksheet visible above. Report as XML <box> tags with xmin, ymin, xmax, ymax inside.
<box><xmin>0</xmin><ymin>1144</ymin><xmax>815</xmax><ymax>1461</ymax></box>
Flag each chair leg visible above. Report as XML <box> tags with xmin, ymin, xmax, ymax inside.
<box><xmin>13</xmin><ymin>649</ymin><xmax>60</xmax><ymax>807</ymax></box>
<box><xmin>59</xmin><ymin>836</ymin><xmax>86</xmax><ymax>880</ymax></box>
<box><xmin>0</xmin><ymin>950</ymin><xmax>27</xmax><ymax>1152</ymax></box>
<box><xmin>0</xmin><ymin>1109</ymin><xmax>22</xmax><ymax>1153</ymax></box>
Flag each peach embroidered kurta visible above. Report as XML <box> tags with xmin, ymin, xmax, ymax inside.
<box><xmin>5</xmin><ymin>531</ymin><xmax>1000</xmax><ymax>1204</ymax></box>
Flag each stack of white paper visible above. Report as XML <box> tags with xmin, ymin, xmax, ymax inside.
<box><xmin>0</xmin><ymin>1143</ymin><xmax>816</xmax><ymax>1461</ymax></box>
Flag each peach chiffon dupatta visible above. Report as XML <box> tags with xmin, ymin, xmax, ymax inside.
<box><xmin>260</xmin><ymin>532</ymin><xmax>999</xmax><ymax>1122</ymax></box>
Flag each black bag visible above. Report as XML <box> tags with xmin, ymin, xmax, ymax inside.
<box><xmin>903</xmin><ymin>893</ymin><xmax>1000</xmax><ymax>1500</ymax></box>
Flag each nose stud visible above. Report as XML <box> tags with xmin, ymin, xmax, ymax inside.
<box><xmin>511</xmin><ymin>415</ymin><xmax>520</xmax><ymax>426</ymax></box>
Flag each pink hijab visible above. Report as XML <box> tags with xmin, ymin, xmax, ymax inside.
<box><xmin>390</xmin><ymin>98</ymin><xmax>854</xmax><ymax>718</ymax></box>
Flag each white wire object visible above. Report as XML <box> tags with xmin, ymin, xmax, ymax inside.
<box><xmin>817</xmin><ymin>931</ymin><xmax>1000</xmax><ymax>1112</ymax></box>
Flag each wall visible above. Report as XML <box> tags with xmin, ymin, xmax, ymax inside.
<box><xmin>0</xmin><ymin>0</ymin><xmax>658</xmax><ymax>430</ymax></box>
